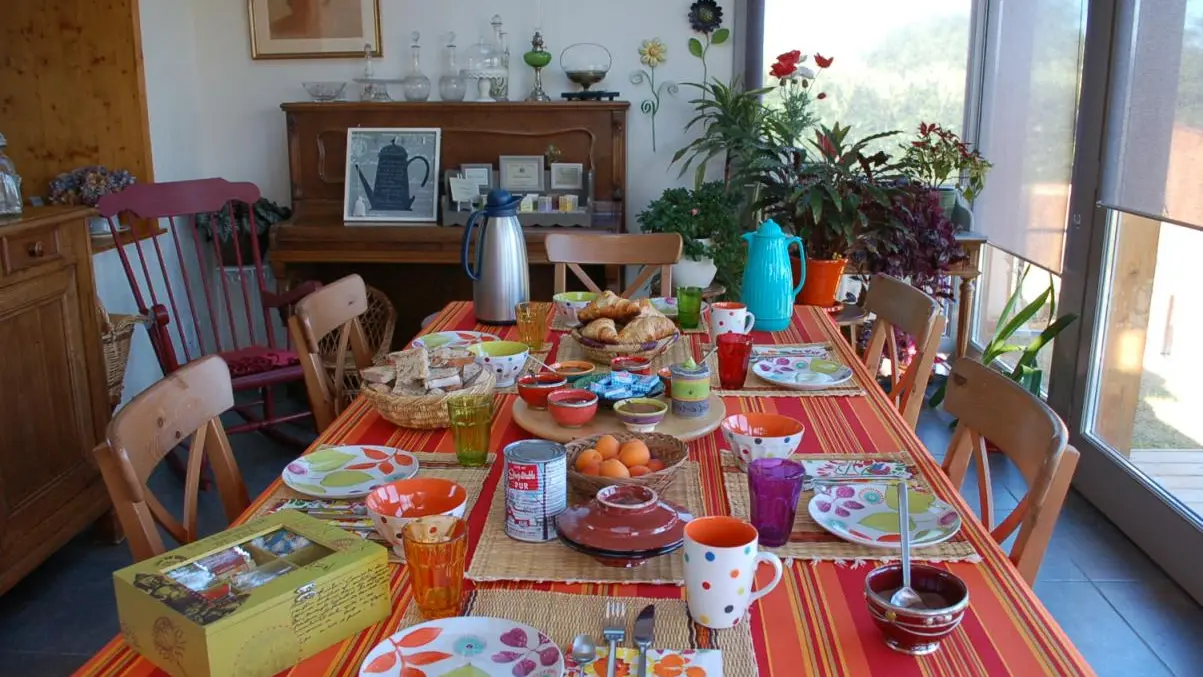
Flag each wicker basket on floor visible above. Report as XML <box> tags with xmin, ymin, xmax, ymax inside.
<box><xmin>565</xmin><ymin>432</ymin><xmax>688</xmax><ymax>498</ymax></box>
<box><xmin>361</xmin><ymin>368</ymin><xmax>496</xmax><ymax>429</ymax></box>
<box><xmin>97</xmin><ymin>302</ymin><xmax>144</xmax><ymax>407</ymax></box>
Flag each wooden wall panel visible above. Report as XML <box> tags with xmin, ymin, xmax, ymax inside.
<box><xmin>0</xmin><ymin>0</ymin><xmax>152</xmax><ymax>199</ymax></box>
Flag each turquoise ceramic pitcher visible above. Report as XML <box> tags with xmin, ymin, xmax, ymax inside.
<box><xmin>740</xmin><ymin>219</ymin><xmax>805</xmax><ymax>332</ymax></box>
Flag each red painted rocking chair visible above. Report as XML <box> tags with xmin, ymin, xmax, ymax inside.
<box><xmin>97</xmin><ymin>178</ymin><xmax>319</xmax><ymax>441</ymax></box>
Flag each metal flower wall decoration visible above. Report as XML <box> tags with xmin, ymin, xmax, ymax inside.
<box><xmin>687</xmin><ymin>0</ymin><xmax>729</xmax><ymax>90</ymax></box>
<box><xmin>631</xmin><ymin>38</ymin><xmax>679</xmax><ymax>151</ymax></box>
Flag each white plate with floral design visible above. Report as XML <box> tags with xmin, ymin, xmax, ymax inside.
<box><xmin>359</xmin><ymin>617</ymin><xmax>564</xmax><ymax>677</ymax></box>
<box><xmin>649</xmin><ymin>297</ymin><xmax>710</xmax><ymax>319</ymax></box>
<box><xmin>806</xmin><ymin>482</ymin><xmax>961</xmax><ymax>549</ymax></box>
<box><xmin>282</xmin><ymin>445</ymin><xmax>419</xmax><ymax>499</ymax></box>
<box><xmin>751</xmin><ymin>356</ymin><xmax>854</xmax><ymax>390</ymax></box>
<box><xmin>412</xmin><ymin>331</ymin><xmax>501</xmax><ymax>350</ymax></box>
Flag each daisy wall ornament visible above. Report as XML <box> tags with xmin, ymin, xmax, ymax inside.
<box><xmin>686</xmin><ymin>0</ymin><xmax>729</xmax><ymax>93</ymax></box>
<box><xmin>631</xmin><ymin>38</ymin><xmax>679</xmax><ymax>151</ymax></box>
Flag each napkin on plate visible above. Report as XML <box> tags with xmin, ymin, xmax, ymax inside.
<box><xmin>565</xmin><ymin>647</ymin><xmax>723</xmax><ymax>677</ymax></box>
<box><xmin>802</xmin><ymin>459</ymin><xmax>911</xmax><ymax>481</ymax></box>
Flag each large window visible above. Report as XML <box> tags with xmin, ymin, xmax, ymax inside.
<box><xmin>760</xmin><ymin>0</ymin><xmax>973</xmax><ymax>148</ymax></box>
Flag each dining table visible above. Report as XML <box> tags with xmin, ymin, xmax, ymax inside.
<box><xmin>74</xmin><ymin>302</ymin><xmax>1095</xmax><ymax>677</ymax></box>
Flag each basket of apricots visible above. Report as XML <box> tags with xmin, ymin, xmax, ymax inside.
<box><xmin>566</xmin><ymin>432</ymin><xmax>689</xmax><ymax>498</ymax></box>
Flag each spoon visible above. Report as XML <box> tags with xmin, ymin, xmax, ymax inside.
<box><xmin>889</xmin><ymin>481</ymin><xmax>925</xmax><ymax>609</ymax></box>
<box><xmin>570</xmin><ymin>633</ymin><xmax>597</xmax><ymax>667</ymax></box>
<box><xmin>528</xmin><ymin>354</ymin><xmax>557</xmax><ymax>373</ymax></box>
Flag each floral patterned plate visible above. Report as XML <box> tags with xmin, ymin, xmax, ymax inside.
<box><xmin>282</xmin><ymin>445</ymin><xmax>419</xmax><ymax>499</ymax></box>
<box><xmin>412</xmin><ymin>331</ymin><xmax>501</xmax><ymax>350</ymax></box>
<box><xmin>751</xmin><ymin>356</ymin><xmax>854</xmax><ymax>390</ymax></box>
<box><xmin>359</xmin><ymin>617</ymin><xmax>564</xmax><ymax>677</ymax></box>
<box><xmin>806</xmin><ymin>482</ymin><xmax>962</xmax><ymax>549</ymax></box>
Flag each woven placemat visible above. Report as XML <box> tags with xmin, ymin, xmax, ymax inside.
<box><xmin>254</xmin><ymin>453</ymin><xmax>494</xmax><ymax>563</ymax></box>
<box><xmin>552</xmin><ymin>311</ymin><xmax>712</xmax><ymax>335</ymax></box>
<box><xmin>494</xmin><ymin>345</ymin><xmax>554</xmax><ymax>395</ymax></box>
<box><xmin>722</xmin><ymin>453</ymin><xmax>980</xmax><ymax>564</ymax></box>
<box><xmin>555</xmin><ymin>334</ymin><xmax>694</xmax><ymax>372</ymax></box>
<box><xmin>467</xmin><ymin>462</ymin><xmax>704</xmax><ymax>584</ymax></box>
<box><xmin>702</xmin><ymin>343</ymin><xmax>866</xmax><ymax>398</ymax></box>
<box><xmin>397</xmin><ymin>588</ymin><xmax>758</xmax><ymax>677</ymax></box>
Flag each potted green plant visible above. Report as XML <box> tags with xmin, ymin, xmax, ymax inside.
<box><xmin>901</xmin><ymin>122</ymin><xmax>991</xmax><ymax>218</ymax></box>
<box><xmin>195</xmin><ymin>198</ymin><xmax>292</xmax><ymax>266</ymax></box>
<box><xmin>637</xmin><ymin>181</ymin><xmax>745</xmax><ymax>296</ymax></box>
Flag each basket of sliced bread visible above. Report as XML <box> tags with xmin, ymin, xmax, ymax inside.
<box><xmin>359</xmin><ymin>345</ymin><xmax>495</xmax><ymax>429</ymax></box>
<box><xmin>570</xmin><ymin>291</ymin><xmax>680</xmax><ymax>364</ymax></box>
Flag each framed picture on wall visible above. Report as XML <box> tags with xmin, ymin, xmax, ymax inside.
<box><xmin>249</xmin><ymin>0</ymin><xmax>383</xmax><ymax>60</ymax></box>
<box><xmin>344</xmin><ymin>128</ymin><xmax>441</xmax><ymax>223</ymax></box>
<box><xmin>499</xmin><ymin>156</ymin><xmax>545</xmax><ymax>192</ymax></box>
<box><xmin>550</xmin><ymin>163</ymin><xmax>585</xmax><ymax>190</ymax></box>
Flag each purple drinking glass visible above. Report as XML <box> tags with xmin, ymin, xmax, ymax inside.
<box><xmin>747</xmin><ymin>458</ymin><xmax>807</xmax><ymax>547</ymax></box>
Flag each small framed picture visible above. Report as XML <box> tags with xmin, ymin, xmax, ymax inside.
<box><xmin>499</xmin><ymin>156</ymin><xmax>545</xmax><ymax>192</ymax></box>
<box><xmin>550</xmin><ymin>162</ymin><xmax>585</xmax><ymax>190</ymax></box>
<box><xmin>461</xmin><ymin>164</ymin><xmax>493</xmax><ymax>191</ymax></box>
<box><xmin>344</xmin><ymin>127</ymin><xmax>441</xmax><ymax>223</ymax></box>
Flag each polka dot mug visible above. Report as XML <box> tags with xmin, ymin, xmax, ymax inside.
<box><xmin>683</xmin><ymin>516</ymin><xmax>784</xmax><ymax>629</ymax></box>
<box><xmin>709</xmin><ymin>302</ymin><xmax>756</xmax><ymax>342</ymax></box>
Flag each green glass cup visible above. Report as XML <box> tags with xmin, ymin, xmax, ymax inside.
<box><xmin>677</xmin><ymin>286</ymin><xmax>704</xmax><ymax>329</ymax></box>
<box><xmin>446</xmin><ymin>394</ymin><xmax>493</xmax><ymax>466</ymax></box>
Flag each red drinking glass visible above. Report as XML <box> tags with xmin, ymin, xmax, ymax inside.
<box><xmin>717</xmin><ymin>333</ymin><xmax>755</xmax><ymax>389</ymax></box>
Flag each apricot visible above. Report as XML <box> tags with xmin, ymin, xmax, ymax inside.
<box><xmin>618</xmin><ymin>440</ymin><xmax>651</xmax><ymax>468</ymax></box>
<box><xmin>579</xmin><ymin>461</ymin><xmax>602</xmax><ymax>476</ymax></box>
<box><xmin>596</xmin><ymin>435</ymin><xmax>620</xmax><ymax>460</ymax></box>
<box><xmin>575</xmin><ymin>449</ymin><xmax>603</xmax><ymax>471</ymax></box>
<box><xmin>628</xmin><ymin>465</ymin><xmax>651</xmax><ymax>477</ymax></box>
<box><xmin>646</xmin><ymin>458</ymin><xmax>666</xmax><ymax>472</ymax></box>
<box><xmin>599</xmin><ymin>458</ymin><xmax>631</xmax><ymax>479</ymax></box>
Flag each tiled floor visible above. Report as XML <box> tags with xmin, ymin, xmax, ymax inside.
<box><xmin>1</xmin><ymin>403</ymin><xmax>1201</xmax><ymax>676</ymax></box>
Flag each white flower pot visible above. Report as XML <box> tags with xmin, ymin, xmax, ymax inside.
<box><xmin>672</xmin><ymin>238</ymin><xmax>718</xmax><ymax>290</ymax></box>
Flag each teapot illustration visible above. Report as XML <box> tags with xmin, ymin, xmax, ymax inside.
<box><xmin>354</xmin><ymin>138</ymin><xmax>431</xmax><ymax>211</ymax></box>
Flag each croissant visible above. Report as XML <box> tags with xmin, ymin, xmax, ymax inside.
<box><xmin>580</xmin><ymin>318</ymin><xmax>620</xmax><ymax>343</ymax></box>
<box><xmin>635</xmin><ymin>298</ymin><xmax>667</xmax><ymax>319</ymax></box>
<box><xmin>616</xmin><ymin>315</ymin><xmax>676</xmax><ymax>344</ymax></box>
<box><xmin>579</xmin><ymin>290</ymin><xmax>642</xmax><ymax>324</ymax></box>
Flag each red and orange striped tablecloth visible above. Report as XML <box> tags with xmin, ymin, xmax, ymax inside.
<box><xmin>76</xmin><ymin>303</ymin><xmax>1095</xmax><ymax>677</ymax></box>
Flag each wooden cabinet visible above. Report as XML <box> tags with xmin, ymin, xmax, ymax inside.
<box><xmin>0</xmin><ymin>206</ymin><xmax>110</xmax><ymax>596</ymax></box>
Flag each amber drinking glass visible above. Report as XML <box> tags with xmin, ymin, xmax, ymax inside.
<box><xmin>447</xmin><ymin>394</ymin><xmax>493</xmax><ymax>466</ymax></box>
<box><xmin>515</xmin><ymin>302</ymin><xmax>549</xmax><ymax>351</ymax></box>
<box><xmin>402</xmin><ymin>516</ymin><xmax>468</xmax><ymax>619</ymax></box>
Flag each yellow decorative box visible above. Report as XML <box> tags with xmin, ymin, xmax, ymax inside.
<box><xmin>113</xmin><ymin>510</ymin><xmax>391</xmax><ymax>677</ymax></box>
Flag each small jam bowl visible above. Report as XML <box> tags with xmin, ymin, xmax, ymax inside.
<box><xmin>721</xmin><ymin>412</ymin><xmax>806</xmax><ymax>471</ymax></box>
<box><xmin>468</xmin><ymin>340</ymin><xmax>530</xmax><ymax>388</ymax></box>
<box><xmin>864</xmin><ymin>563</ymin><xmax>969</xmax><ymax>656</ymax></box>
<box><xmin>516</xmin><ymin>372</ymin><xmax>568</xmax><ymax>410</ymax></box>
<box><xmin>365</xmin><ymin>478</ymin><xmax>468</xmax><ymax>559</ymax></box>
<box><xmin>549</xmin><ymin>360</ymin><xmax>596</xmax><ymax>383</ymax></box>
<box><xmin>547</xmin><ymin>389</ymin><xmax>600</xmax><ymax>428</ymax></box>
<box><xmin>613</xmin><ymin>398</ymin><xmax>669</xmax><ymax>433</ymax></box>
<box><xmin>553</xmin><ymin>291</ymin><xmax>599</xmax><ymax>327</ymax></box>
<box><xmin>611</xmin><ymin>356</ymin><xmax>653</xmax><ymax>376</ymax></box>
<box><xmin>658</xmin><ymin>367</ymin><xmax>673</xmax><ymax>398</ymax></box>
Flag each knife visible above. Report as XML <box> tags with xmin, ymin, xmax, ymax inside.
<box><xmin>633</xmin><ymin>604</ymin><xmax>655</xmax><ymax>677</ymax></box>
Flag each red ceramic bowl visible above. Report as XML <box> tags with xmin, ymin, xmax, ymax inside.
<box><xmin>864</xmin><ymin>563</ymin><xmax>969</xmax><ymax>656</ymax></box>
<box><xmin>555</xmin><ymin>484</ymin><xmax>691</xmax><ymax>567</ymax></box>
<box><xmin>547</xmin><ymin>389</ymin><xmax>599</xmax><ymax>428</ymax></box>
<box><xmin>658</xmin><ymin>367</ymin><xmax>673</xmax><ymax>397</ymax></box>
<box><xmin>516</xmin><ymin>372</ymin><xmax>568</xmax><ymax>410</ymax></box>
<box><xmin>611</xmin><ymin>356</ymin><xmax>653</xmax><ymax>376</ymax></box>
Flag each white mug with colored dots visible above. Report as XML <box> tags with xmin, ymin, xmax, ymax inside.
<box><xmin>683</xmin><ymin>516</ymin><xmax>783</xmax><ymax>629</ymax></box>
<box><xmin>709</xmin><ymin>302</ymin><xmax>756</xmax><ymax>342</ymax></box>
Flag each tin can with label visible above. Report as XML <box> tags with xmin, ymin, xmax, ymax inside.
<box><xmin>503</xmin><ymin>439</ymin><xmax>568</xmax><ymax>542</ymax></box>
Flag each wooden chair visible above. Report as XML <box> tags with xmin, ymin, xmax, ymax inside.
<box><xmin>318</xmin><ymin>283</ymin><xmax>395</xmax><ymax>404</ymax></box>
<box><xmin>862</xmin><ymin>274</ymin><xmax>946</xmax><ymax>428</ymax></box>
<box><xmin>289</xmin><ymin>275</ymin><xmax>375</xmax><ymax>433</ymax></box>
<box><xmin>94</xmin><ymin>355</ymin><xmax>250</xmax><ymax>562</ymax></box>
<box><xmin>546</xmin><ymin>233</ymin><xmax>683</xmax><ymax>298</ymax></box>
<box><xmin>96</xmin><ymin>178</ymin><xmax>320</xmax><ymax>442</ymax></box>
<box><xmin>941</xmin><ymin>358</ymin><xmax>1080</xmax><ymax>584</ymax></box>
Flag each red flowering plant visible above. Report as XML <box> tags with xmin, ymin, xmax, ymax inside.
<box><xmin>901</xmin><ymin>122</ymin><xmax>991</xmax><ymax>201</ymax></box>
<box><xmin>764</xmin><ymin>50</ymin><xmax>834</xmax><ymax>146</ymax></box>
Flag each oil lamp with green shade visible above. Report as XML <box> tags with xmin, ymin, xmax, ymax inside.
<box><xmin>524</xmin><ymin>31</ymin><xmax>553</xmax><ymax>102</ymax></box>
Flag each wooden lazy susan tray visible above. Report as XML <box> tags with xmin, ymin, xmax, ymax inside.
<box><xmin>511</xmin><ymin>395</ymin><xmax>727</xmax><ymax>443</ymax></box>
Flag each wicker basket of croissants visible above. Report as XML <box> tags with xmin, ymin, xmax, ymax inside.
<box><xmin>569</xmin><ymin>291</ymin><xmax>680</xmax><ymax>364</ymax></box>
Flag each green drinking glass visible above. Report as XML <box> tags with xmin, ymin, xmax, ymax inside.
<box><xmin>446</xmin><ymin>394</ymin><xmax>493</xmax><ymax>466</ymax></box>
<box><xmin>677</xmin><ymin>286</ymin><xmax>704</xmax><ymax>329</ymax></box>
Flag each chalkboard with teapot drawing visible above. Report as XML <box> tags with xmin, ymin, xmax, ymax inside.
<box><xmin>344</xmin><ymin>128</ymin><xmax>441</xmax><ymax>223</ymax></box>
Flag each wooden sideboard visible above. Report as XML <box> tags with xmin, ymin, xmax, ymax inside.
<box><xmin>271</xmin><ymin>101</ymin><xmax>630</xmax><ymax>340</ymax></box>
<box><xmin>0</xmin><ymin>206</ymin><xmax>111</xmax><ymax>595</ymax></box>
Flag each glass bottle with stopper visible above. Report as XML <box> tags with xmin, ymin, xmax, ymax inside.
<box><xmin>560</xmin><ymin>43</ymin><xmax>618</xmax><ymax>100</ymax></box>
<box><xmin>438</xmin><ymin>32</ymin><xmax>467</xmax><ymax>102</ymax></box>
<box><xmin>524</xmin><ymin>30</ymin><xmax>552</xmax><ymax>102</ymax></box>
<box><xmin>0</xmin><ymin>132</ymin><xmax>22</xmax><ymax>216</ymax></box>
<box><xmin>490</xmin><ymin>15</ymin><xmax>510</xmax><ymax>101</ymax></box>
<box><xmin>402</xmin><ymin>31</ymin><xmax>432</xmax><ymax>102</ymax></box>
<box><xmin>356</xmin><ymin>42</ymin><xmax>393</xmax><ymax>102</ymax></box>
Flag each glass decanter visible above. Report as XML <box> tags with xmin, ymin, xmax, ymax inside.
<box><xmin>490</xmin><ymin>15</ymin><xmax>511</xmax><ymax>100</ymax></box>
<box><xmin>0</xmin><ymin>132</ymin><xmax>22</xmax><ymax>215</ymax></box>
<box><xmin>402</xmin><ymin>32</ymin><xmax>432</xmax><ymax>102</ymax></box>
<box><xmin>438</xmin><ymin>33</ymin><xmax>467</xmax><ymax>102</ymax></box>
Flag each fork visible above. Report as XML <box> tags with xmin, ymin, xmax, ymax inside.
<box><xmin>602</xmin><ymin>601</ymin><xmax>627</xmax><ymax>677</ymax></box>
